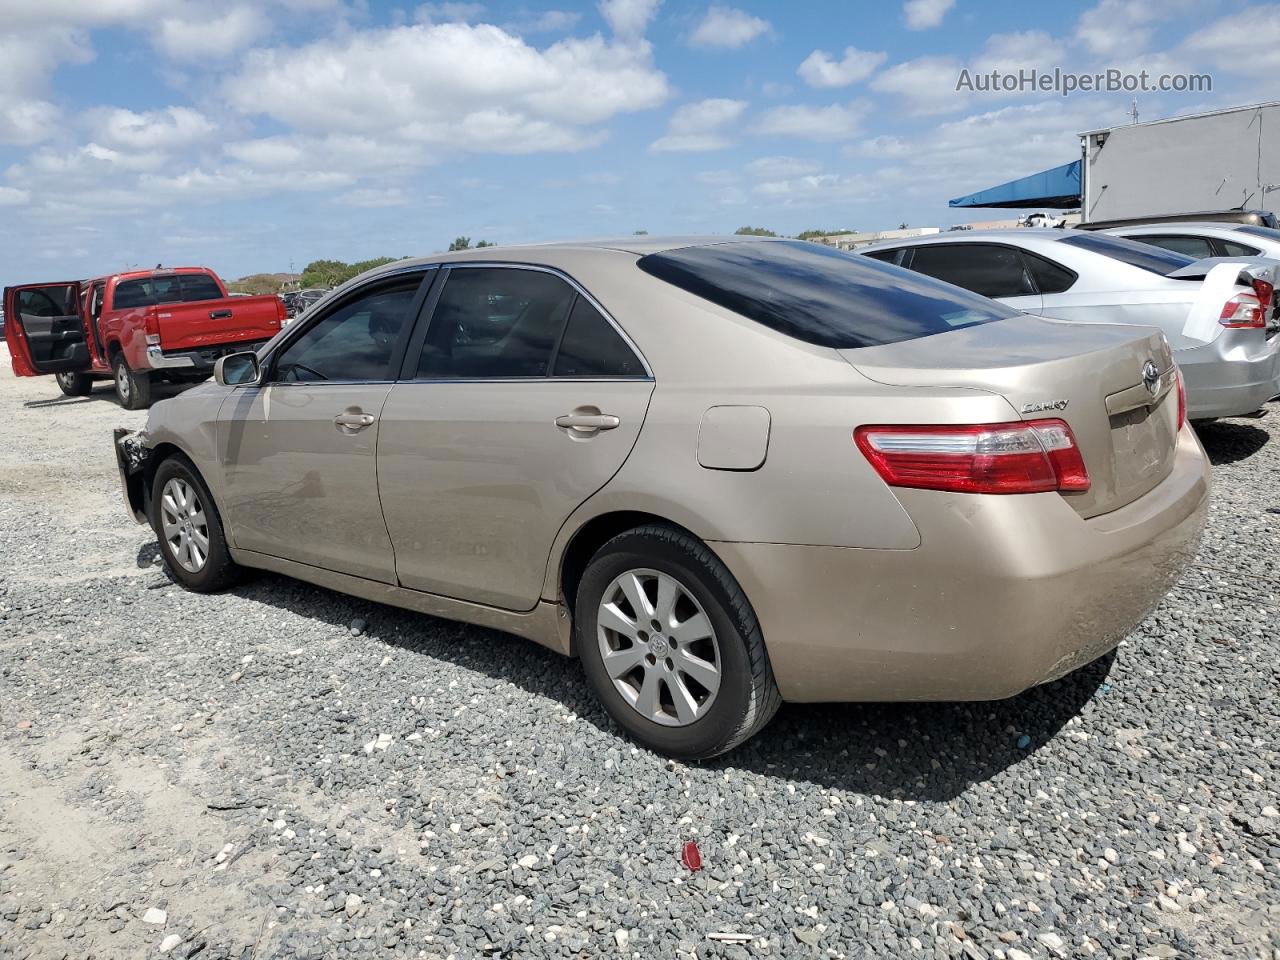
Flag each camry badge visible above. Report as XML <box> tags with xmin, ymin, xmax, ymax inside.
<box><xmin>1142</xmin><ymin>360</ymin><xmax>1160</xmax><ymax>397</ymax></box>
<box><xmin>1020</xmin><ymin>399</ymin><xmax>1069</xmax><ymax>414</ymax></box>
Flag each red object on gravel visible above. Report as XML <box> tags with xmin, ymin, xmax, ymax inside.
<box><xmin>681</xmin><ymin>841</ymin><xmax>702</xmax><ymax>871</ymax></box>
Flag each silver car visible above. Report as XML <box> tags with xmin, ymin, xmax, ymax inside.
<box><xmin>858</xmin><ymin>229</ymin><xmax>1280</xmax><ymax>420</ymax></box>
<box><xmin>1101</xmin><ymin>221</ymin><xmax>1280</xmax><ymax>261</ymax></box>
<box><xmin>113</xmin><ymin>238</ymin><xmax>1209</xmax><ymax>758</ymax></box>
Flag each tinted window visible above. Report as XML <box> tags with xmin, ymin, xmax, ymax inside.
<box><xmin>1129</xmin><ymin>234</ymin><xmax>1215</xmax><ymax>259</ymax></box>
<box><xmin>1236</xmin><ymin>225</ymin><xmax>1280</xmax><ymax>242</ymax></box>
<box><xmin>112</xmin><ymin>273</ymin><xmax>224</xmax><ymax>308</ymax></box>
<box><xmin>553</xmin><ymin>297</ymin><xmax>644</xmax><ymax>378</ymax></box>
<box><xmin>1059</xmin><ymin>233</ymin><xmax>1195</xmax><ymax>275</ymax></box>
<box><xmin>180</xmin><ymin>273</ymin><xmax>223</xmax><ymax>301</ymax></box>
<box><xmin>1220</xmin><ymin>239</ymin><xmax>1262</xmax><ymax>257</ymax></box>
<box><xmin>1022</xmin><ymin>250</ymin><xmax>1076</xmax><ymax>294</ymax></box>
<box><xmin>275</xmin><ymin>278</ymin><xmax>419</xmax><ymax>382</ymax></box>
<box><xmin>863</xmin><ymin>248</ymin><xmax>904</xmax><ymax>264</ymax></box>
<box><xmin>415</xmin><ymin>268</ymin><xmax>575</xmax><ymax>379</ymax></box>
<box><xmin>636</xmin><ymin>241</ymin><xmax>1014</xmax><ymax>349</ymax></box>
<box><xmin>18</xmin><ymin>285</ymin><xmax>78</xmax><ymax>317</ymax></box>
<box><xmin>906</xmin><ymin>244</ymin><xmax>1036</xmax><ymax>299</ymax></box>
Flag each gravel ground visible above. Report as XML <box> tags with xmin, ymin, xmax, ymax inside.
<box><xmin>1</xmin><ymin>349</ymin><xmax>1278</xmax><ymax>960</ymax></box>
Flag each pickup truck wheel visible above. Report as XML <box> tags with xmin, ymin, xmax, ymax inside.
<box><xmin>55</xmin><ymin>371</ymin><xmax>93</xmax><ymax>397</ymax></box>
<box><xmin>113</xmin><ymin>355</ymin><xmax>152</xmax><ymax>410</ymax></box>
<box><xmin>150</xmin><ymin>455</ymin><xmax>241</xmax><ymax>592</ymax></box>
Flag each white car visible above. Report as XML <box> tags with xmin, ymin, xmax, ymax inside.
<box><xmin>1100</xmin><ymin>221</ymin><xmax>1280</xmax><ymax>261</ymax></box>
<box><xmin>858</xmin><ymin>229</ymin><xmax>1280</xmax><ymax>420</ymax></box>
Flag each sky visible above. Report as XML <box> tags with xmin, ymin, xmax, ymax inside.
<box><xmin>0</xmin><ymin>0</ymin><xmax>1277</xmax><ymax>285</ymax></box>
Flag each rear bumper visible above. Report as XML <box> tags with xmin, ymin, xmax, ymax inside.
<box><xmin>1176</xmin><ymin>333</ymin><xmax>1280</xmax><ymax>419</ymax></box>
<box><xmin>145</xmin><ymin>339</ymin><xmax>270</xmax><ymax>373</ymax></box>
<box><xmin>113</xmin><ymin>428</ymin><xmax>150</xmax><ymax>524</ymax></box>
<box><xmin>711</xmin><ymin>424</ymin><xmax>1210</xmax><ymax>703</ymax></box>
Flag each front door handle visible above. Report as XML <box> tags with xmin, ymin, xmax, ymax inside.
<box><xmin>209</xmin><ymin>309</ymin><xmax>232</xmax><ymax>319</ymax></box>
<box><xmin>334</xmin><ymin>412</ymin><xmax>376</xmax><ymax>430</ymax></box>
<box><xmin>555</xmin><ymin>413</ymin><xmax>620</xmax><ymax>433</ymax></box>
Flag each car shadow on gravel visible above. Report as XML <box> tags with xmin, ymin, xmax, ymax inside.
<box><xmin>21</xmin><ymin>380</ymin><xmax>201</xmax><ymax>409</ymax></box>
<box><xmin>189</xmin><ymin>560</ymin><xmax>1115</xmax><ymax>803</ymax></box>
<box><xmin>1194</xmin><ymin>419</ymin><xmax>1270</xmax><ymax>465</ymax></box>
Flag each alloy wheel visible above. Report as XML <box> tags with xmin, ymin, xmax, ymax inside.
<box><xmin>160</xmin><ymin>477</ymin><xmax>209</xmax><ymax>573</ymax></box>
<box><xmin>115</xmin><ymin>363</ymin><xmax>131</xmax><ymax>402</ymax></box>
<box><xmin>596</xmin><ymin>568</ymin><xmax>722</xmax><ymax>727</ymax></box>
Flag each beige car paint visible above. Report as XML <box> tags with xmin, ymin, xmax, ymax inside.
<box><xmin>126</xmin><ymin>238</ymin><xmax>1211</xmax><ymax>703</ymax></box>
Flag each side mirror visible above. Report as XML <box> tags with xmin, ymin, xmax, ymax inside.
<box><xmin>215</xmin><ymin>351</ymin><xmax>261</xmax><ymax>387</ymax></box>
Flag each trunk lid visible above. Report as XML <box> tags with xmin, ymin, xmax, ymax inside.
<box><xmin>840</xmin><ymin>315</ymin><xmax>1179</xmax><ymax>518</ymax></box>
<box><xmin>1170</xmin><ymin>257</ymin><xmax>1280</xmax><ymax>343</ymax></box>
<box><xmin>156</xmin><ymin>294</ymin><xmax>282</xmax><ymax>351</ymax></box>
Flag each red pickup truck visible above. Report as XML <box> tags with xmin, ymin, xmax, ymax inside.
<box><xmin>3</xmin><ymin>267</ymin><xmax>284</xmax><ymax>409</ymax></box>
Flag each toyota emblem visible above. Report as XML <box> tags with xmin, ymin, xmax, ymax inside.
<box><xmin>1142</xmin><ymin>360</ymin><xmax>1160</xmax><ymax>397</ymax></box>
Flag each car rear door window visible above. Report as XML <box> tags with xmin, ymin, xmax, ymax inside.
<box><xmin>905</xmin><ymin>244</ymin><xmax>1037</xmax><ymax>299</ymax></box>
<box><xmin>1129</xmin><ymin>234</ymin><xmax>1216</xmax><ymax>259</ymax></box>
<box><xmin>1219</xmin><ymin>239</ymin><xmax>1262</xmax><ymax>257</ymax></box>
<box><xmin>863</xmin><ymin>248</ymin><xmax>906</xmax><ymax>265</ymax></box>
<box><xmin>552</xmin><ymin>297</ymin><xmax>644</xmax><ymax>378</ymax></box>
<box><xmin>415</xmin><ymin>268</ymin><xmax>575</xmax><ymax>379</ymax></box>
<box><xmin>274</xmin><ymin>277</ymin><xmax>420</xmax><ymax>382</ymax></box>
<box><xmin>637</xmin><ymin>241</ymin><xmax>1014</xmax><ymax>349</ymax></box>
<box><xmin>1020</xmin><ymin>250</ymin><xmax>1077</xmax><ymax>294</ymax></box>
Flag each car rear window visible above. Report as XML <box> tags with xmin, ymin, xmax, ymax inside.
<box><xmin>1236</xmin><ymin>225</ymin><xmax>1280</xmax><ymax>242</ymax></box>
<box><xmin>113</xmin><ymin>273</ymin><xmax>223</xmax><ymax>308</ymax></box>
<box><xmin>636</xmin><ymin>240</ymin><xmax>1016</xmax><ymax>349</ymax></box>
<box><xmin>1058</xmin><ymin>233</ymin><xmax>1195</xmax><ymax>275</ymax></box>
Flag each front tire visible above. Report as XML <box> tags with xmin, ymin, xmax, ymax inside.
<box><xmin>150</xmin><ymin>455</ymin><xmax>241</xmax><ymax>592</ymax></box>
<box><xmin>576</xmin><ymin>524</ymin><xmax>781</xmax><ymax>759</ymax></box>
<box><xmin>55</xmin><ymin>371</ymin><xmax>92</xmax><ymax>396</ymax></box>
<box><xmin>113</xmin><ymin>354</ymin><xmax>152</xmax><ymax>410</ymax></box>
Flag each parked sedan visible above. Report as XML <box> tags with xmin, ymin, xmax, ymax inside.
<box><xmin>859</xmin><ymin>229</ymin><xmax>1280</xmax><ymax>420</ymax></box>
<box><xmin>114</xmin><ymin>238</ymin><xmax>1209</xmax><ymax>757</ymax></box>
<box><xmin>1101</xmin><ymin>221</ymin><xmax>1280</xmax><ymax>261</ymax></box>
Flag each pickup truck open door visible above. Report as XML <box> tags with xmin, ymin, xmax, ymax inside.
<box><xmin>3</xmin><ymin>281</ymin><xmax>90</xmax><ymax>377</ymax></box>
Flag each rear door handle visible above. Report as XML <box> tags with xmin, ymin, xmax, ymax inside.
<box><xmin>555</xmin><ymin>413</ymin><xmax>620</xmax><ymax>433</ymax></box>
<box><xmin>334</xmin><ymin>412</ymin><xmax>376</xmax><ymax>430</ymax></box>
<box><xmin>209</xmin><ymin>309</ymin><xmax>232</xmax><ymax>319</ymax></box>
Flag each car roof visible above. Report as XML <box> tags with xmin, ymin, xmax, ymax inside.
<box><xmin>1103</xmin><ymin>222</ymin><xmax>1244</xmax><ymax>234</ymax></box>
<box><xmin>379</xmin><ymin>234</ymin><xmax>790</xmax><ymax>270</ymax></box>
<box><xmin>87</xmin><ymin>266</ymin><xmax>215</xmax><ymax>284</ymax></box>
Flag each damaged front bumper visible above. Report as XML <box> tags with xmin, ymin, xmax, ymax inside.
<box><xmin>114</xmin><ymin>427</ymin><xmax>151</xmax><ymax>524</ymax></box>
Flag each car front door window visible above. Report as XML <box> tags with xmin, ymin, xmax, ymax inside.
<box><xmin>275</xmin><ymin>280</ymin><xmax>419</xmax><ymax>382</ymax></box>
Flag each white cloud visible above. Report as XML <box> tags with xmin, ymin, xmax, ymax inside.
<box><xmin>903</xmin><ymin>0</ymin><xmax>954</xmax><ymax>30</ymax></box>
<box><xmin>0</xmin><ymin>186</ymin><xmax>31</xmax><ymax>206</ymax></box>
<box><xmin>752</xmin><ymin>172</ymin><xmax>879</xmax><ymax>205</ymax></box>
<box><xmin>689</xmin><ymin>6</ymin><xmax>770</xmax><ymax>49</ymax></box>
<box><xmin>797</xmin><ymin>47</ymin><xmax>886</xmax><ymax>88</ymax></box>
<box><xmin>86</xmin><ymin>106</ymin><xmax>217</xmax><ymax>151</ymax></box>
<box><xmin>650</xmin><ymin>97</ymin><xmax>747</xmax><ymax>151</ymax></box>
<box><xmin>750</xmin><ymin>101</ymin><xmax>868</xmax><ymax>141</ymax></box>
<box><xmin>154</xmin><ymin>5</ymin><xmax>268</xmax><ymax>57</ymax></box>
<box><xmin>225</xmin><ymin>23</ymin><xmax>670</xmax><ymax>155</ymax></box>
<box><xmin>598</xmin><ymin>0</ymin><xmax>660</xmax><ymax>38</ymax></box>
<box><xmin>1073</xmin><ymin>0</ymin><xmax>1199</xmax><ymax>57</ymax></box>
<box><xmin>745</xmin><ymin>155</ymin><xmax>819</xmax><ymax>178</ymax></box>
<box><xmin>869</xmin><ymin>55</ymin><xmax>963</xmax><ymax>112</ymax></box>
<box><xmin>0</xmin><ymin>26</ymin><xmax>91</xmax><ymax>145</ymax></box>
<box><xmin>337</xmin><ymin>187</ymin><xmax>410</xmax><ymax>207</ymax></box>
<box><xmin>509</xmin><ymin>9</ymin><xmax>583</xmax><ymax>33</ymax></box>
<box><xmin>1182</xmin><ymin>5</ymin><xmax>1280</xmax><ymax>75</ymax></box>
<box><xmin>0</xmin><ymin>0</ymin><xmax>168</xmax><ymax>28</ymax></box>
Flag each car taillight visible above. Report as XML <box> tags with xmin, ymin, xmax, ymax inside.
<box><xmin>1220</xmin><ymin>291</ymin><xmax>1266</xmax><ymax>328</ymax></box>
<box><xmin>144</xmin><ymin>305</ymin><xmax>161</xmax><ymax>340</ymax></box>
<box><xmin>274</xmin><ymin>297</ymin><xmax>286</xmax><ymax>327</ymax></box>
<box><xmin>1175</xmin><ymin>366</ymin><xmax>1186</xmax><ymax>430</ymax></box>
<box><xmin>1253</xmin><ymin>278</ymin><xmax>1274</xmax><ymax>310</ymax></box>
<box><xmin>854</xmin><ymin>419</ymin><xmax>1090</xmax><ymax>495</ymax></box>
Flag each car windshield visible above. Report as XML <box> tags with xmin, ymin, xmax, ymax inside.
<box><xmin>1236</xmin><ymin>225</ymin><xmax>1280</xmax><ymax>242</ymax></box>
<box><xmin>636</xmin><ymin>240</ymin><xmax>1016</xmax><ymax>349</ymax></box>
<box><xmin>1059</xmin><ymin>233</ymin><xmax>1196</xmax><ymax>275</ymax></box>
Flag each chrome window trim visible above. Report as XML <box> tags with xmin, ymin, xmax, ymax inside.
<box><xmin>418</xmin><ymin>260</ymin><xmax>655</xmax><ymax>380</ymax></box>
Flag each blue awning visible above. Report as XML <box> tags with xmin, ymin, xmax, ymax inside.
<box><xmin>948</xmin><ymin>159</ymin><xmax>1081</xmax><ymax>209</ymax></box>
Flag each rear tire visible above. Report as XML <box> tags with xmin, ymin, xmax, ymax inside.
<box><xmin>55</xmin><ymin>371</ymin><xmax>93</xmax><ymax>396</ymax></box>
<box><xmin>575</xmin><ymin>524</ymin><xmax>781</xmax><ymax>759</ymax></box>
<box><xmin>150</xmin><ymin>455</ymin><xmax>242</xmax><ymax>592</ymax></box>
<box><xmin>113</xmin><ymin>354</ymin><xmax>152</xmax><ymax>410</ymax></box>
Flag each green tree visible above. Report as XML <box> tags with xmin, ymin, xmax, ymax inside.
<box><xmin>299</xmin><ymin>259</ymin><xmax>350</xmax><ymax>289</ymax></box>
<box><xmin>633</xmin><ymin>229</ymin><xmax>649</xmax><ymax>235</ymax></box>
<box><xmin>475</xmin><ymin>240</ymin><xmax>496</xmax><ymax>248</ymax></box>
<box><xmin>734</xmin><ymin>226</ymin><xmax>777</xmax><ymax>236</ymax></box>
<box><xmin>449</xmin><ymin>236</ymin><xmax>472</xmax><ymax>251</ymax></box>
<box><xmin>796</xmin><ymin>228</ymin><xmax>855</xmax><ymax>240</ymax></box>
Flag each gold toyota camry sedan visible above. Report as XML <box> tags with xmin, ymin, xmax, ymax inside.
<box><xmin>111</xmin><ymin>237</ymin><xmax>1210</xmax><ymax>757</ymax></box>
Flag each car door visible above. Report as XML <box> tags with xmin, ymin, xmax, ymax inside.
<box><xmin>377</xmin><ymin>264</ymin><xmax>654</xmax><ymax>611</ymax></box>
<box><xmin>2</xmin><ymin>282</ymin><xmax>91</xmax><ymax>377</ymax></box>
<box><xmin>218</xmin><ymin>269</ymin><xmax>434</xmax><ymax>583</ymax></box>
<box><xmin>903</xmin><ymin>243</ymin><xmax>1043</xmax><ymax>313</ymax></box>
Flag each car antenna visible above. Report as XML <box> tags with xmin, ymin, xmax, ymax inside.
<box><xmin>1234</xmin><ymin>192</ymin><xmax>1255</xmax><ymax>211</ymax></box>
